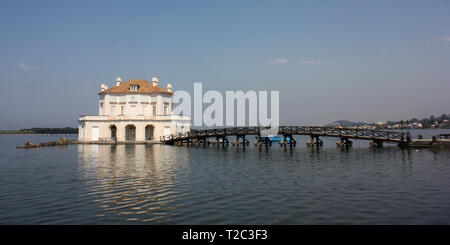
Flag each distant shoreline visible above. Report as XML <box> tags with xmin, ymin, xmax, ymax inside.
<box><xmin>0</xmin><ymin>133</ymin><xmax>78</xmax><ymax>135</ymax></box>
<box><xmin>0</xmin><ymin>127</ymin><xmax>78</xmax><ymax>135</ymax></box>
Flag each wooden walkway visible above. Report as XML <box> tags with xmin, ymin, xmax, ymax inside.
<box><xmin>160</xmin><ymin>126</ymin><xmax>410</xmax><ymax>147</ymax></box>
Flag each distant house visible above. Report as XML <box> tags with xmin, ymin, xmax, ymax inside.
<box><xmin>78</xmin><ymin>77</ymin><xmax>191</xmax><ymax>143</ymax></box>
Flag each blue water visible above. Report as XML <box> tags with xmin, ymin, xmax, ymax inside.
<box><xmin>1</xmin><ymin>130</ymin><xmax>450</xmax><ymax>224</ymax></box>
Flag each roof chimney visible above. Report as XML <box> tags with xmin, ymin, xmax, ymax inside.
<box><xmin>152</xmin><ymin>77</ymin><xmax>158</xmax><ymax>86</ymax></box>
<box><xmin>116</xmin><ymin>77</ymin><xmax>122</xmax><ymax>87</ymax></box>
<box><xmin>101</xmin><ymin>84</ymin><xmax>107</xmax><ymax>92</ymax></box>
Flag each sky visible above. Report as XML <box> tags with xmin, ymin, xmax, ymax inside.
<box><xmin>1</xmin><ymin>0</ymin><xmax>450</xmax><ymax>129</ymax></box>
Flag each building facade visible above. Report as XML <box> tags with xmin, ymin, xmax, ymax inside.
<box><xmin>78</xmin><ymin>77</ymin><xmax>190</xmax><ymax>143</ymax></box>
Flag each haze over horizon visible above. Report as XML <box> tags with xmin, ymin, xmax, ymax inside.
<box><xmin>1</xmin><ymin>0</ymin><xmax>450</xmax><ymax>129</ymax></box>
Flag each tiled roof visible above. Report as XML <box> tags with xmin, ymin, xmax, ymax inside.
<box><xmin>98</xmin><ymin>79</ymin><xmax>172</xmax><ymax>95</ymax></box>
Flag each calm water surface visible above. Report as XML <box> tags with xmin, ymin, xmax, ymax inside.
<box><xmin>1</xmin><ymin>130</ymin><xmax>450</xmax><ymax>224</ymax></box>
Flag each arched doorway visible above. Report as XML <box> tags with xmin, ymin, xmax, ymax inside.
<box><xmin>109</xmin><ymin>125</ymin><xmax>117</xmax><ymax>142</ymax></box>
<box><xmin>125</xmin><ymin>125</ymin><xmax>136</xmax><ymax>141</ymax></box>
<box><xmin>145</xmin><ymin>125</ymin><xmax>154</xmax><ymax>141</ymax></box>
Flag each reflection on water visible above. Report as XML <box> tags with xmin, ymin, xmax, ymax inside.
<box><xmin>77</xmin><ymin>144</ymin><xmax>190</xmax><ymax>223</ymax></box>
<box><xmin>75</xmin><ymin>141</ymin><xmax>450</xmax><ymax>225</ymax></box>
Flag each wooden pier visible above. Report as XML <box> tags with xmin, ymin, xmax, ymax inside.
<box><xmin>160</xmin><ymin>126</ymin><xmax>450</xmax><ymax>148</ymax></box>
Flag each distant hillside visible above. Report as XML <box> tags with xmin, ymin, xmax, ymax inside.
<box><xmin>325</xmin><ymin>120</ymin><xmax>367</xmax><ymax>127</ymax></box>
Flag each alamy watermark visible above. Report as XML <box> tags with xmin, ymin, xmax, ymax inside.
<box><xmin>172</xmin><ymin>83</ymin><xmax>279</xmax><ymax>128</ymax></box>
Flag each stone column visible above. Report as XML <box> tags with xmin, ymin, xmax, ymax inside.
<box><xmin>117</xmin><ymin>122</ymin><xmax>126</xmax><ymax>142</ymax></box>
<box><xmin>135</xmin><ymin>122</ymin><xmax>145</xmax><ymax>142</ymax></box>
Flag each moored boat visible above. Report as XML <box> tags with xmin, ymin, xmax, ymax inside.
<box><xmin>256</xmin><ymin>135</ymin><xmax>290</xmax><ymax>142</ymax></box>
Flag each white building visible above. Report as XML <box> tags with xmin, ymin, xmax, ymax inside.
<box><xmin>78</xmin><ymin>77</ymin><xmax>190</xmax><ymax>143</ymax></box>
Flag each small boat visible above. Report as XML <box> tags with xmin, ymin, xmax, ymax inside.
<box><xmin>256</xmin><ymin>135</ymin><xmax>290</xmax><ymax>142</ymax></box>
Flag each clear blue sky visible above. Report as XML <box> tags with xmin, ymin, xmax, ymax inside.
<box><xmin>1</xmin><ymin>0</ymin><xmax>450</xmax><ymax>129</ymax></box>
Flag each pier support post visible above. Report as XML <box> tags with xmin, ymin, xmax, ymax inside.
<box><xmin>280</xmin><ymin>136</ymin><xmax>287</xmax><ymax>146</ymax></box>
<box><xmin>370</xmin><ymin>139</ymin><xmax>383</xmax><ymax>148</ymax></box>
<box><xmin>254</xmin><ymin>136</ymin><xmax>261</xmax><ymax>146</ymax></box>
<box><xmin>316</xmin><ymin>136</ymin><xmax>323</xmax><ymax>146</ymax></box>
<box><xmin>232</xmin><ymin>135</ymin><xmax>248</xmax><ymax>146</ymax></box>
<box><xmin>281</xmin><ymin>135</ymin><xmax>296</xmax><ymax>146</ymax></box>
<box><xmin>337</xmin><ymin>136</ymin><xmax>352</xmax><ymax>147</ymax></box>
<box><xmin>223</xmin><ymin>136</ymin><xmax>229</xmax><ymax>146</ymax></box>
<box><xmin>232</xmin><ymin>136</ymin><xmax>239</xmax><ymax>145</ymax></box>
<box><xmin>307</xmin><ymin>135</ymin><xmax>323</xmax><ymax>147</ymax></box>
<box><xmin>215</xmin><ymin>136</ymin><xmax>220</xmax><ymax>147</ymax></box>
<box><xmin>290</xmin><ymin>135</ymin><xmax>296</xmax><ymax>146</ymax></box>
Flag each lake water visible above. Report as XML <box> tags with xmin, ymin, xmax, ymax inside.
<box><xmin>1</xmin><ymin>129</ymin><xmax>450</xmax><ymax>224</ymax></box>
